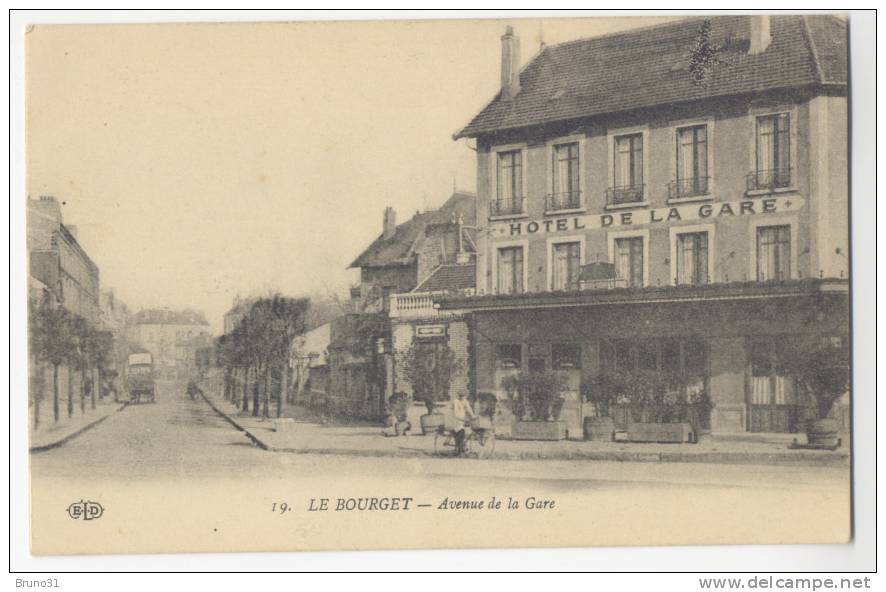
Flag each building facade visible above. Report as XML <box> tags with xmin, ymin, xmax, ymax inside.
<box><xmin>443</xmin><ymin>16</ymin><xmax>849</xmax><ymax>436</ymax></box>
<box><xmin>128</xmin><ymin>309</ymin><xmax>212</xmax><ymax>381</ymax></box>
<box><xmin>325</xmin><ymin>191</ymin><xmax>477</xmax><ymax>420</ymax></box>
<box><xmin>28</xmin><ymin>196</ymin><xmax>101</xmax><ymax>324</ymax></box>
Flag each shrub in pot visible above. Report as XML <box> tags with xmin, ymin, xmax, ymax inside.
<box><xmin>398</xmin><ymin>341</ymin><xmax>464</xmax><ymax>434</ymax></box>
<box><xmin>505</xmin><ymin>372</ymin><xmax>567</xmax><ymax>440</ymax></box>
<box><xmin>780</xmin><ymin>335</ymin><xmax>850</xmax><ymax>448</ymax></box>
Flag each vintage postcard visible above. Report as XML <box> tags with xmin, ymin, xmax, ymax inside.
<box><xmin>25</xmin><ymin>13</ymin><xmax>852</xmax><ymax>555</ymax></box>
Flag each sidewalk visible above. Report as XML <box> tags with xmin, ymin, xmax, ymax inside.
<box><xmin>200</xmin><ymin>391</ymin><xmax>850</xmax><ymax>466</ymax></box>
<box><xmin>29</xmin><ymin>399</ymin><xmax>128</xmax><ymax>452</ymax></box>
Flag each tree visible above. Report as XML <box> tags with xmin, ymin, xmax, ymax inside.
<box><xmin>93</xmin><ymin>331</ymin><xmax>114</xmax><ymax>407</ymax></box>
<box><xmin>780</xmin><ymin>335</ymin><xmax>851</xmax><ymax>421</ymax></box>
<box><xmin>30</xmin><ymin>300</ymin><xmax>76</xmax><ymax>424</ymax></box>
<box><xmin>69</xmin><ymin>315</ymin><xmax>94</xmax><ymax>415</ymax></box>
<box><xmin>399</xmin><ymin>341</ymin><xmax>464</xmax><ymax>416</ymax></box>
<box><xmin>241</xmin><ymin>296</ymin><xmax>309</xmax><ymax>419</ymax></box>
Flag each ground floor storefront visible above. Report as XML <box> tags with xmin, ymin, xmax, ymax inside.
<box><xmin>442</xmin><ymin>279</ymin><xmax>849</xmax><ymax>439</ymax></box>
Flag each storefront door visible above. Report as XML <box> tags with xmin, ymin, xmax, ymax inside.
<box><xmin>748</xmin><ymin>339</ymin><xmax>798</xmax><ymax>433</ymax></box>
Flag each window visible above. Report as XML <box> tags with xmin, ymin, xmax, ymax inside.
<box><xmin>752</xmin><ymin>113</ymin><xmax>791</xmax><ymax>190</ymax></box>
<box><xmin>495</xmin><ymin>344</ymin><xmax>522</xmax><ymax>369</ymax></box>
<box><xmin>675</xmin><ymin>232</ymin><xmax>709</xmax><ymax>285</ymax></box>
<box><xmin>550</xmin><ymin>142</ymin><xmax>581</xmax><ymax>210</ymax></box>
<box><xmin>610</xmin><ymin>133</ymin><xmax>644</xmax><ymax>204</ymax></box>
<box><xmin>552</xmin><ymin>343</ymin><xmax>581</xmax><ymax>370</ymax></box>
<box><xmin>494</xmin><ymin>150</ymin><xmax>523</xmax><ymax>215</ymax></box>
<box><xmin>614</xmin><ymin>236</ymin><xmax>644</xmax><ymax>287</ymax></box>
<box><xmin>673</xmin><ymin>125</ymin><xmax>708</xmax><ymax>197</ymax></box>
<box><xmin>756</xmin><ymin>225</ymin><xmax>791</xmax><ymax>281</ymax></box>
<box><xmin>551</xmin><ymin>241</ymin><xmax>581</xmax><ymax>291</ymax></box>
<box><xmin>497</xmin><ymin>246</ymin><xmax>524</xmax><ymax>294</ymax></box>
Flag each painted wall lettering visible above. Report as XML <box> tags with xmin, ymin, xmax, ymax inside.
<box><xmin>491</xmin><ymin>196</ymin><xmax>804</xmax><ymax>238</ymax></box>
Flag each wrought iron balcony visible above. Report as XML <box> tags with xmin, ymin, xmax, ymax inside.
<box><xmin>667</xmin><ymin>176</ymin><xmax>710</xmax><ymax>199</ymax></box>
<box><xmin>605</xmin><ymin>184</ymin><xmax>645</xmax><ymax>206</ymax></box>
<box><xmin>545</xmin><ymin>191</ymin><xmax>582</xmax><ymax>212</ymax></box>
<box><xmin>489</xmin><ymin>196</ymin><xmax>524</xmax><ymax>217</ymax></box>
<box><xmin>746</xmin><ymin>168</ymin><xmax>792</xmax><ymax>192</ymax></box>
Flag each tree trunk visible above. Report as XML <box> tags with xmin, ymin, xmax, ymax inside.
<box><xmin>33</xmin><ymin>376</ymin><xmax>40</xmax><ymax>429</ymax></box>
<box><xmin>52</xmin><ymin>364</ymin><xmax>60</xmax><ymax>423</ymax></box>
<box><xmin>67</xmin><ymin>365</ymin><xmax>74</xmax><ymax>418</ymax></box>
<box><xmin>278</xmin><ymin>363</ymin><xmax>288</xmax><ymax>418</ymax></box>
<box><xmin>252</xmin><ymin>366</ymin><xmax>261</xmax><ymax>417</ymax></box>
<box><xmin>93</xmin><ymin>367</ymin><xmax>99</xmax><ymax>409</ymax></box>
<box><xmin>242</xmin><ymin>367</ymin><xmax>250</xmax><ymax>413</ymax></box>
<box><xmin>262</xmin><ymin>367</ymin><xmax>271</xmax><ymax>419</ymax></box>
<box><xmin>80</xmin><ymin>368</ymin><xmax>87</xmax><ymax>414</ymax></box>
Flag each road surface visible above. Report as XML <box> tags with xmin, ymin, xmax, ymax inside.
<box><xmin>29</xmin><ymin>380</ymin><xmax>852</xmax><ymax>554</ymax></box>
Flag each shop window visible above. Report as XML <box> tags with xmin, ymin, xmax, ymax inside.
<box><xmin>495</xmin><ymin>344</ymin><xmax>522</xmax><ymax>370</ymax></box>
<box><xmin>552</xmin><ymin>343</ymin><xmax>581</xmax><ymax>370</ymax></box>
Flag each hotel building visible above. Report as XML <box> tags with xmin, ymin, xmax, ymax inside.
<box><xmin>441</xmin><ymin>15</ymin><xmax>849</xmax><ymax>436</ymax></box>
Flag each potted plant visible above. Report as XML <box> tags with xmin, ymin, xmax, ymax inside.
<box><xmin>580</xmin><ymin>373</ymin><xmax>618</xmax><ymax>441</ymax></box>
<box><xmin>399</xmin><ymin>341</ymin><xmax>463</xmax><ymax>434</ymax></box>
<box><xmin>507</xmin><ymin>372</ymin><xmax>568</xmax><ymax>441</ymax></box>
<box><xmin>781</xmin><ymin>336</ymin><xmax>850</xmax><ymax>449</ymax></box>
<box><xmin>623</xmin><ymin>369</ymin><xmax>695</xmax><ymax>443</ymax></box>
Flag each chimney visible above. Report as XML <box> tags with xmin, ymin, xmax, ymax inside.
<box><xmin>749</xmin><ymin>15</ymin><xmax>771</xmax><ymax>55</ymax></box>
<box><xmin>500</xmin><ymin>26</ymin><xmax>521</xmax><ymax>100</ymax></box>
<box><xmin>383</xmin><ymin>207</ymin><xmax>397</xmax><ymax>240</ymax></box>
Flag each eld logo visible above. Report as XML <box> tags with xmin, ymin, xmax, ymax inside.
<box><xmin>67</xmin><ymin>500</ymin><xmax>104</xmax><ymax>521</ymax></box>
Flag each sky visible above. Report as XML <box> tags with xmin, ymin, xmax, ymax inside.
<box><xmin>26</xmin><ymin>15</ymin><xmax>677</xmax><ymax>334</ymax></box>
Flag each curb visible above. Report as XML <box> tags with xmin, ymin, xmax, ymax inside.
<box><xmin>29</xmin><ymin>403</ymin><xmax>129</xmax><ymax>453</ymax></box>
<box><xmin>198</xmin><ymin>391</ymin><xmax>269</xmax><ymax>451</ymax></box>
<box><xmin>199</xmin><ymin>395</ymin><xmax>850</xmax><ymax>467</ymax></box>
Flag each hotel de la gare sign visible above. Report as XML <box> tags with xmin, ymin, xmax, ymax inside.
<box><xmin>493</xmin><ymin>195</ymin><xmax>804</xmax><ymax>237</ymax></box>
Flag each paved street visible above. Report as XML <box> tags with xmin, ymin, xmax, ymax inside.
<box><xmin>32</xmin><ymin>380</ymin><xmax>850</xmax><ymax>488</ymax></box>
<box><xmin>29</xmin><ymin>379</ymin><xmax>852</xmax><ymax>554</ymax></box>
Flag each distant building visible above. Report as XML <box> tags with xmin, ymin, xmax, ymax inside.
<box><xmin>27</xmin><ymin>195</ymin><xmax>100</xmax><ymax>324</ymax></box>
<box><xmin>128</xmin><ymin>309</ymin><xmax>211</xmax><ymax>380</ymax></box>
<box><xmin>223</xmin><ymin>297</ymin><xmax>257</xmax><ymax>335</ymax></box>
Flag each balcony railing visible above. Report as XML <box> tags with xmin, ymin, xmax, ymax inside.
<box><xmin>667</xmin><ymin>176</ymin><xmax>710</xmax><ymax>199</ymax></box>
<box><xmin>489</xmin><ymin>196</ymin><xmax>524</xmax><ymax>217</ymax></box>
<box><xmin>545</xmin><ymin>191</ymin><xmax>582</xmax><ymax>212</ymax></box>
<box><xmin>746</xmin><ymin>168</ymin><xmax>792</xmax><ymax>192</ymax></box>
<box><xmin>605</xmin><ymin>184</ymin><xmax>645</xmax><ymax>206</ymax></box>
<box><xmin>389</xmin><ymin>292</ymin><xmax>439</xmax><ymax>319</ymax></box>
<box><xmin>389</xmin><ymin>289</ymin><xmax>474</xmax><ymax>319</ymax></box>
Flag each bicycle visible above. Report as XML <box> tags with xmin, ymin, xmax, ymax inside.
<box><xmin>434</xmin><ymin>417</ymin><xmax>495</xmax><ymax>459</ymax></box>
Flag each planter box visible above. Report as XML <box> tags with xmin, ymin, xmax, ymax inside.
<box><xmin>512</xmin><ymin>420</ymin><xmax>566</xmax><ymax>441</ymax></box>
<box><xmin>626</xmin><ymin>422</ymin><xmax>695</xmax><ymax>444</ymax></box>
<box><xmin>419</xmin><ymin>413</ymin><xmax>445</xmax><ymax>435</ymax></box>
<box><xmin>583</xmin><ymin>416</ymin><xmax>616</xmax><ymax>441</ymax></box>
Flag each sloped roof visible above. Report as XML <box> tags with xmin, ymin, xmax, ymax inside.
<box><xmin>349</xmin><ymin>191</ymin><xmax>477</xmax><ymax>269</ymax></box>
<box><xmin>132</xmin><ymin>308</ymin><xmax>209</xmax><ymax>326</ymax></box>
<box><xmin>414</xmin><ymin>263</ymin><xmax>477</xmax><ymax>293</ymax></box>
<box><xmin>455</xmin><ymin>15</ymin><xmax>847</xmax><ymax>139</ymax></box>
